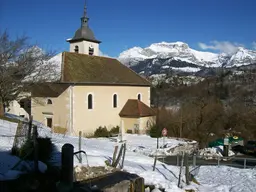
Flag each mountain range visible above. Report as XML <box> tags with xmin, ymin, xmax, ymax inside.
<box><xmin>118</xmin><ymin>42</ymin><xmax>256</xmax><ymax>77</ymax></box>
<box><xmin>50</xmin><ymin>41</ymin><xmax>256</xmax><ymax>79</ymax></box>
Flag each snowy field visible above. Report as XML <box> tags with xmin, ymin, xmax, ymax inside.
<box><xmin>0</xmin><ymin>118</ymin><xmax>256</xmax><ymax>192</ymax></box>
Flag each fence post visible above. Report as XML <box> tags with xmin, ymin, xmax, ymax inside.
<box><xmin>178</xmin><ymin>152</ymin><xmax>184</xmax><ymax>188</ymax></box>
<box><xmin>153</xmin><ymin>154</ymin><xmax>157</xmax><ymax>171</ymax></box>
<box><xmin>78</xmin><ymin>131</ymin><xmax>82</xmax><ymax>164</ymax></box>
<box><xmin>244</xmin><ymin>158</ymin><xmax>247</xmax><ymax>169</ymax></box>
<box><xmin>217</xmin><ymin>156</ymin><xmax>220</xmax><ymax>167</ymax></box>
<box><xmin>27</xmin><ymin>115</ymin><xmax>33</xmax><ymax>140</ymax></box>
<box><xmin>112</xmin><ymin>145</ymin><xmax>119</xmax><ymax>167</ymax></box>
<box><xmin>184</xmin><ymin>153</ymin><xmax>190</xmax><ymax>185</ymax></box>
<box><xmin>33</xmin><ymin>125</ymin><xmax>38</xmax><ymax>173</ymax></box>
<box><xmin>113</xmin><ymin>144</ymin><xmax>124</xmax><ymax>168</ymax></box>
<box><xmin>57</xmin><ymin>143</ymin><xmax>74</xmax><ymax>192</ymax></box>
<box><xmin>121</xmin><ymin>142</ymin><xmax>127</xmax><ymax>169</ymax></box>
<box><xmin>193</xmin><ymin>154</ymin><xmax>196</xmax><ymax>167</ymax></box>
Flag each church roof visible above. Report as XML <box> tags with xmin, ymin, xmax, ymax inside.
<box><xmin>67</xmin><ymin>26</ymin><xmax>101</xmax><ymax>44</ymax></box>
<box><xmin>61</xmin><ymin>52</ymin><xmax>151</xmax><ymax>86</ymax></box>
<box><xmin>31</xmin><ymin>83</ymin><xmax>69</xmax><ymax>97</ymax></box>
<box><xmin>119</xmin><ymin>99</ymin><xmax>156</xmax><ymax>118</ymax></box>
<box><xmin>67</xmin><ymin>3</ymin><xmax>101</xmax><ymax>44</ymax></box>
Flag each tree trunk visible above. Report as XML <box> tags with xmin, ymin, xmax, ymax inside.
<box><xmin>0</xmin><ymin>100</ymin><xmax>4</xmax><ymax>117</ymax></box>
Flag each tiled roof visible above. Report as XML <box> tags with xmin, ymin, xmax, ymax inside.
<box><xmin>61</xmin><ymin>52</ymin><xmax>151</xmax><ymax>86</ymax></box>
<box><xmin>31</xmin><ymin>83</ymin><xmax>69</xmax><ymax>97</ymax></box>
<box><xmin>119</xmin><ymin>99</ymin><xmax>156</xmax><ymax>118</ymax></box>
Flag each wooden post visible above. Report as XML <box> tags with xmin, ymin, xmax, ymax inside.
<box><xmin>28</xmin><ymin>115</ymin><xmax>33</xmax><ymax>140</ymax></box>
<box><xmin>153</xmin><ymin>156</ymin><xmax>157</xmax><ymax>171</ymax></box>
<box><xmin>112</xmin><ymin>145</ymin><xmax>119</xmax><ymax>166</ymax></box>
<box><xmin>33</xmin><ymin>125</ymin><xmax>38</xmax><ymax>173</ymax></box>
<box><xmin>178</xmin><ymin>152</ymin><xmax>184</xmax><ymax>188</ymax></box>
<box><xmin>57</xmin><ymin>143</ymin><xmax>74</xmax><ymax>192</ymax></box>
<box><xmin>153</xmin><ymin>137</ymin><xmax>160</xmax><ymax>171</ymax></box>
<box><xmin>113</xmin><ymin>144</ymin><xmax>124</xmax><ymax>168</ymax></box>
<box><xmin>121</xmin><ymin>142</ymin><xmax>127</xmax><ymax>169</ymax></box>
<box><xmin>78</xmin><ymin>131</ymin><xmax>82</xmax><ymax>164</ymax></box>
<box><xmin>184</xmin><ymin>153</ymin><xmax>190</xmax><ymax>185</ymax></box>
<box><xmin>60</xmin><ymin>143</ymin><xmax>74</xmax><ymax>190</ymax></box>
<box><xmin>193</xmin><ymin>154</ymin><xmax>196</xmax><ymax>167</ymax></box>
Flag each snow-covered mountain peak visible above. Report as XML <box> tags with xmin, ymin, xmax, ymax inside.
<box><xmin>147</xmin><ymin>41</ymin><xmax>190</xmax><ymax>54</ymax></box>
<box><xmin>225</xmin><ymin>47</ymin><xmax>256</xmax><ymax>67</ymax></box>
<box><xmin>119</xmin><ymin>41</ymin><xmax>221</xmax><ymax>67</ymax></box>
<box><xmin>119</xmin><ymin>46</ymin><xmax>145</xmax><ymax>58</ymax></box>
<box><xmin>118</xmin><ymin>41</ymin><xmax>256</xmax><ymax>74</ymax></box>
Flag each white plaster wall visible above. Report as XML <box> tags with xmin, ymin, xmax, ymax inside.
<box><xmin>69</xmin><ymin>41</ymin><xmax>99</xmax><ymax>56</ymax></box>
<box><xmin>7</xmin><ymin>100</ymin><xmax>29</xmax><ymax>118</ymax></box>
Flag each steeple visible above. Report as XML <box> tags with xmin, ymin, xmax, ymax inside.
<box><xmin>67</xmin><ymin>0</ymin><xmax>101</xmax><ymax>56</ymax></box>
<box><xmin>81</xmin><ymin>1</ymin><xmax>89</xmax><ymax>27</ymax></box>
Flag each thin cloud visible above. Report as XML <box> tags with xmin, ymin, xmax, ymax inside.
<box><xmin>252</xmin><ymin>42</ymin><xmax>256</xmax><ymax>50</ymax></box>
<box><xmin>198</xmin><ymin>41</ymin><xmax>243</xmax><ymax>55</ymax></box>
<box><xmin>99</xmin><ymin>50</ymin><xmax>111</xmax><ymax>58</ymax></box>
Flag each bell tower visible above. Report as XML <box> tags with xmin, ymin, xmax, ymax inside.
<box><xmin>67</xmin><ymin>1</ymin><xmax>101</xmax><ymax>56</ymax></box>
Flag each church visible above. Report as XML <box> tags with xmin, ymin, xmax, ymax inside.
<box><xmin>30</xmin><ymin>4</ymin><xmax>155</xmax><ymax>136</ymax></box>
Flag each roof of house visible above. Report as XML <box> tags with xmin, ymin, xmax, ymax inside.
<box><xmin>31</xmin><ymin>83</ymin><xmax>70</xmax><ymax>97</ymax></box>
<box><xmin>119</xmin><ymin>99</ymin><xmax>156</xmax><ymax>118</ymax></box>
<box><xmin>61</xmin><ymin>52</ymin><xmax>151</xmax><ymax>86</ymax></box>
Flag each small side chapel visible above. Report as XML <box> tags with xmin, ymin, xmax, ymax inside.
<box><xmin>31</xmin><ymin>3</ymin><xmax>156</xmax><ymax>136</ymax></box>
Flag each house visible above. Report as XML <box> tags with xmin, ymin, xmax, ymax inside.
<box><xmin>5</xmin><ymin>92</ymin><xmax>31</xmax><ymax>119</ymax></box>
<box><xmin>30</xmin><ymin>3</ymin><xmax>155</xmax><ymax>136</ymax></box>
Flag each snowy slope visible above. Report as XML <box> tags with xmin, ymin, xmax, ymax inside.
<box><xmin>47</xmin><ymin>52</ymin><xmax>62</xmax><ymax>80</ymax></box>
<box><xmin>1</xmin><ymin>118</ymin><xmax>256</xmax><ymax>191</ymax></box>
<box><xmin>225</xmin><ymin>47</ymin><xmax>256</xmax><ymax>67</ymax></box>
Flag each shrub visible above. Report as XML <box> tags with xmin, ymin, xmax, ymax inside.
<box><xmin>18</xmin><ymin>137</ymin><xmax>55</xmax><ymax>163</ymax></box>
<box><xmin>109</xmin><ymin>126</ymin><xmax>120</xmax><ymax>135</ymax></box>
<box><xmin>94</xmin><ymin>126</ymin><xmax>109</xmax><ymax>137</ymax></box>
<box><xmin>53</xmin><ymin>126</ymin><xmax>67</xmax><ymax>134</ymax></box>
<box><xmin>149</xmin><ymin>124</ymin><xmax>162</xmax><ymax>138</ymax></box>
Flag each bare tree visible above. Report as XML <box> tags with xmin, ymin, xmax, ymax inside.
<box><xmin>0</xmin><ymin>30</ymin><xmax>59</xmax><ymax>116</ymax></box>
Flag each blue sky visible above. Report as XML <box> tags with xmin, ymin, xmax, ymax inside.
<box><xmin>1</xmin><ymin>0</ymin><xmax>256</xmax><ymax>57</ymax></box>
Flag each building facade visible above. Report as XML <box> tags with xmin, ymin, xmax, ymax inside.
<box><xmin>31</xmin><ymin>3</ymin><xmax>155</xmax><ymax>136</ymax></box>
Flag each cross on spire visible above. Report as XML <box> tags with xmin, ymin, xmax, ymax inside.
<box><xmin>81</xmin><ymin>0</ymin><xmax>89</xmax><ymax>27</ymax></box>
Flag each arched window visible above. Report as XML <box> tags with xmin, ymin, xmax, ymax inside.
<box><xmin>88</xmin><ymin>94</ymin><xmax>93</xmax><ymax>109</ymax></box>
<box><xmin>113</xmin><ymin>94</ymin><xmax>117</xmax><ymax>108</ymax></box>
<box><xmin>137</xmin><ymin>93</ymin><xmax>141</xmax><ymax>101</ymax></box>
<box><xmin>89</xmin><ymin>47</ymin><xmax>94</xmax><ymax>55</ymax></box>
<box><xmin>74</xmin><ymin>45</ymin><xmax>79</xmax><ymax>53</ymax></box>
<box><xmin>47</xmin><ymin>99</ymin><xmax>52</xmax><ymax>104</ymax></box>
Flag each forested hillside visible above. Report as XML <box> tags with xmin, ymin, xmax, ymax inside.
<box><xmin>150</xmin><ymin>68</ymin><xmax>256</xmax><ymax>147</ymax></box>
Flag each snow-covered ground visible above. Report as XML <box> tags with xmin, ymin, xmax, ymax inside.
<box><xmin>0</xmin><ymin>118</ymin><xmax>256</xmax><ymax>191</ymax></box>
<box><xmin>123</xmin><ymin>134</ymin><xmax>197</xmax><ymax>157</ymax></box>
<box><xmin>198</xmin><ymin>146</ymin><xmax>235</xmax><ymax>160</ymax></box>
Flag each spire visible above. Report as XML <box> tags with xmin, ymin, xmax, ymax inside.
<box><xmin>81</xmin><ymin>0</ymin><xmax>89</xmax><ymax>27</ymax></box>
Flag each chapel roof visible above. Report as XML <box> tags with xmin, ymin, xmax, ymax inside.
<box><xmin>61</xmin><ymin>52</ymin><xmax>151</xmax><ymax>86</ymax></box>
<box><xmin>31</xmin><ymin>83</ymin><xmax>70</xmax><ymax>97</ymax></box>
<box><xmin>119</xmin><ymin>99</ymin><xmax>156</xmax><ymax>118</ymax></box>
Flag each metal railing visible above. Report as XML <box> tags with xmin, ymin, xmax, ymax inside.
<box><xmin>173</xmin><ymin>154</ymin><xmax>256</xmax><ymax>169</ymax></box>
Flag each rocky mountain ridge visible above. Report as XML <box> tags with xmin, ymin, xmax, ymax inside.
<box><xmin>118</xmin><ymin>42</ymin><xmax>256</xmax><ymax>77</ymax></box>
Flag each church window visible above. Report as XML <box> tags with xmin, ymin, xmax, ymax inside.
<box><xmin>137</xmin><ymin>93</ymin><xmax>141</xmax><ymax>101</ymax></box>
<box><xmin>47</xmin><ymin>99</ymin><xmax>53</xmax><ymax>105</ymax></box>
<box><xmin>89</xmin><ymin>47</ymin><xmax>94</xmax><ymax>55</ymax></box>
<box><xmin>113</xmin><ymin>94</ymin><xmax>117</xmax><ymax>108</ymax></box>
<box><xmin>74</xmin><ymin>46</ymin><xmax>79</xmax><ymax>53</ymax></box>
<box><xmin>88</xmin><ymin>94</ymin><xmax>93</xmax><ymax>109</ymax></box>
